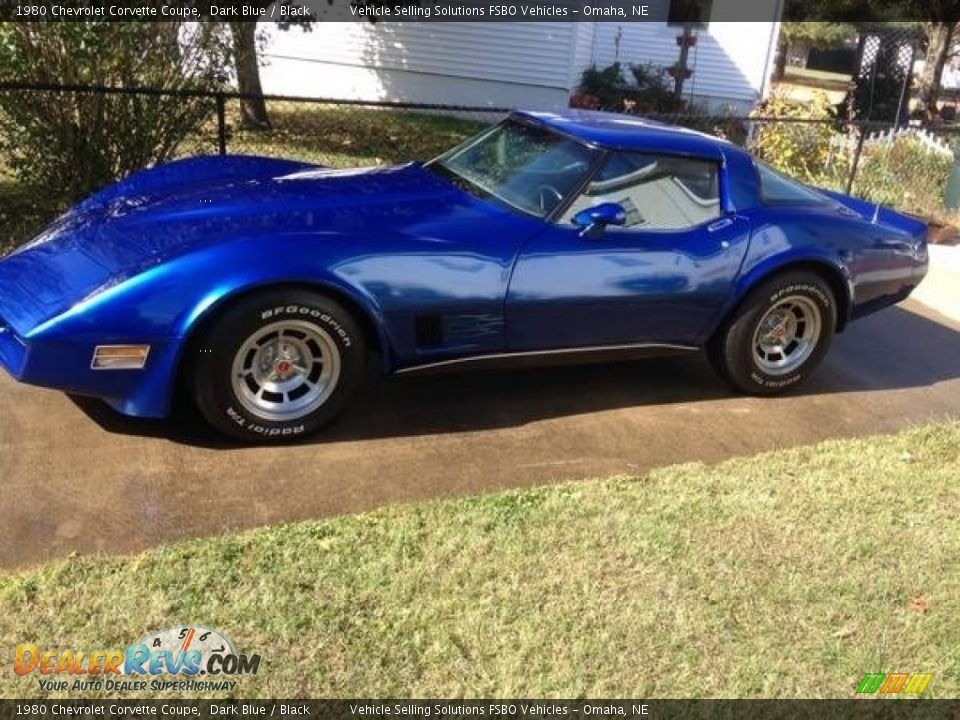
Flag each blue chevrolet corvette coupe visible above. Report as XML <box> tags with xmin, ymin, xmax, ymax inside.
<box><xmin>0</xmin><ymin>110</ymin><xmax>929</xmax><ymax>441</ymax></box>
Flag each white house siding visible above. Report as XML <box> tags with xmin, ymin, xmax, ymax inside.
<box><xmin>259</xmin><ymin>22</ymin><xmax>577</xmax><ymax>109</ymax></box>
<box><xmin>587</xmin><ymin>22</ymin><xmax>780</xmax><ymax>113</ymax></box>
<box><xmin>569</xmin><ymin>23</ymin><xmax>597</xmax><ymax>89</ymax></box>
<box><xmin>259</xmin><ymin>18</ymin><xmax>780</xmax><ymax>113</ymax></box>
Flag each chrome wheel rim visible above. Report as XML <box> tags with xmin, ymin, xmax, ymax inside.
<box><xmin>751</xmin><ymin>295</ymin><xmax>822</xmax><ymax>376</ymax></box>
<box><xmin>230</xmin><ymin>320</ymin><xmax>341</xmax><ymax>421</ymax></box>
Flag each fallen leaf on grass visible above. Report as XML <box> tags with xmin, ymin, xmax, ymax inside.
<box><xmin>832</xmin><ymin>625</ymin><xmax>857</xmax><ymax>639</ymax></box>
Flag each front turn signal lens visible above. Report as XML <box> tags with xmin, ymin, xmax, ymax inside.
<box><xmin>91</xmin><ymin>345</ymin><xmax>150</xmax><ymax>370</ymax></box>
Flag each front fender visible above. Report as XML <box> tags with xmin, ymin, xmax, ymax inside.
<box><xmin>171</xmin><ymin>240</ymin><xmax>394</xmax><ymax>356</ymax></box>
<box><xmin>25</xmin><ymin>233</ymin><xmax>394</xmax><ymax>418</ymax></box>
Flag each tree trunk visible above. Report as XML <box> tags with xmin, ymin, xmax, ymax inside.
<box><xmin>230</xmin><ymin>22</ymin><xmax>270</xmax><ymax>130</ymax></box>
<box><xmin>920</xmin><ymin>22</ymin><xmax>956</xmax><ymax>118</ymax></box>
<box><xmin>774</xmin><ymin>38</ymin><xmax>788</xmax><ymax>81</ymax></box>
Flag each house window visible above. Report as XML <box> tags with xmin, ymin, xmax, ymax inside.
<box><xmin>560</xmin><ymin>152</ymin><xmax>721</xmax><ymax>231</ymax></box>
<box><xmin>667</xmin><ymin>0</ymin><xmax>712</xmax><ymax>28</ymax></box>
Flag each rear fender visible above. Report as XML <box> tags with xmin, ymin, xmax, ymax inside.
<box><xmin>723</xmin><ymin>249</ymin><xmax>854</xmax><ymax>334</ymax></box>
<box><xmin>818</xmin><ymin>189</ymin><xmax>928</xmax><ymax>240</ymax></box>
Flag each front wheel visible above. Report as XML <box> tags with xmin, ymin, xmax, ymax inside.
<box><xmin>191</xmin><ymin>290</ymin><xmax>366</xmax><ymax>441</ymax></box>
<box><xmin>709</xmin><ymin>271</ymin><xmax>837</xmax><ymax>395</ymax></box>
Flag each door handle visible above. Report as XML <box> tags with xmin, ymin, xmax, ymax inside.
<box><xmin>708</xmin><ymin>218</ymin><xmax>734</xmax><ymax>232</ymax></box>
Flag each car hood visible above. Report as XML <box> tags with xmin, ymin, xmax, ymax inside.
<box><xmin>0</xmin><ymin>157</ymin><xmax>481</xmax><ymax>336</ymax></box>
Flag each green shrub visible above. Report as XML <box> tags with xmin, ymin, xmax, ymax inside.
<box><xmin>673</xmin><ymin>106</ymin><xmax>749</xmax><ymax>146</ymax></box>
<box><xmin>748</xmin><ymin>90</ymin><xmax>954</xmax><ymax>219</ymax></box>
<box><xmin>749</xmin><ymin>91</ymin><xmax>839</xmax><ymax>185</ymax></box>
<box><xmin>576</xmin><ymin>62</ymin><xmax>685</xmax><ymax>115</ymax></box>
<box><xmin>0</xmin><ymin>23</ymin><xmax>231</xmax><ymax>202</ymax></box>
<box><xmin>853</xmin><ymin>135</ymin><xmax>953</xmax><ymax>218</ymax></box>
<box><xmin>623</xmin><ymin>63</ymin><xmax>685</xmax><ymax>114</ymax></box>
<box><xmin>576</xmin><ymin>63</ymin><xmax>626</xmax><ymax>109</ymax></box>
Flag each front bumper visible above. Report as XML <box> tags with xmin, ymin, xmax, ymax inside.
<box><xmin>0</xmin><ymin>316</ymin><xmax>178</xmax><ymax>419</ymax></box>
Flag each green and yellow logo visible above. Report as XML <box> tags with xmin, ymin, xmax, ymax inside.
<box><xmin>856</xmin><ymin>672</ymin><xmax>932</xmax><ymax>695</ymax></box>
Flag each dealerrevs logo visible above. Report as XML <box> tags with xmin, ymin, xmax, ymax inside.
<box><xmin>14</xmin><ymin>626</ymin><xmax>262</xmax><ymax>693</ymax></box>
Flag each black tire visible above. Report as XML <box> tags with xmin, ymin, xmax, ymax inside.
<box><xmin>709</xmin><ymin>271</ymin><xmax>837</xmax><ymax>395</ymax></box>
<box><xmin>191</xmin><ymin>289</ymin><xmax>366</xmax><ymax>441</ymax></box>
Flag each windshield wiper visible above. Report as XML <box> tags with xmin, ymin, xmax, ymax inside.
<box><xmin>426</xmin><ymin>162</ymin><xmax>482</xmax><ymax>196</ymax></box>
<box><xmin>426</xmin><ymin>162</ymin><xmax>543</xmax><ymax>220</ymax></box>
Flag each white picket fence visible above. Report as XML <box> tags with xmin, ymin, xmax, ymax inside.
<box><xmin>830</xmin><ymin>126</ymin><xmax>954</xmax><ymax>158</ymax></box>
<box><xmin>865</xmin><ymin>126</ymin><xmax>953</xmax><ymax>156</ymax></box>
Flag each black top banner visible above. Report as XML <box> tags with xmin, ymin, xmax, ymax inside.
<box><xmin>0</xmin><ymin>0</ymin><xmax>779</xmax><ymax>22</ymax></box>
<box><xmin>0</xmin><ymin>0</ymin><xmax>953</xmax><ymax>23</ymax></box>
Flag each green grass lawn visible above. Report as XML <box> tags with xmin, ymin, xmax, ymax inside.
<box><xmin>2</xmin><ymin>422</ymin><xmax>959</xmax><ymax>699</ymax></box>
<box><xmin>216</xmin><ymin>103</ymin><xmax>490</xmax><ymax>167</ymax></box>
<box><xmin>783</xmin><ymin>66</ymin><xmax>852</xmax><ymax>92</ymax></box>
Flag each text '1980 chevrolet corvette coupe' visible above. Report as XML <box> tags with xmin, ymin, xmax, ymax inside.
<box><xmin>0</xmin><ymin>110</ymin><xmax>929</xmax><ymax>441</ymax></box>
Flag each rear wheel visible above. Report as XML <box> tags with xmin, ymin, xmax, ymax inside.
<box><xmin>192</xmin><ymin>290</ymin><xmax>366</xmax><ymax>441</ymax></box>
<box><xmin>709</xmin><ymin>271</ymin><xmax>837</xmax><ymax>395</ymax></box>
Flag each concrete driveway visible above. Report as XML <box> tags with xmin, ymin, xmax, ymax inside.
<box><xmin>913</xmin><ymin>245</ymin><xmax>960</xmax><ymax>324</ymax></box>
<box><xmin>2</xmin><ymin>294</ymin><xmax>960</xmax><ymax>571</ymax></box>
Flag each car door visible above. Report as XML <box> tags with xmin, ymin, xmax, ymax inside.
<box><xmin>367</xmin><ymin>118</ymin><xmax>598</xmax><ymax>368</ymax></box>
<box><xmin>505</xmin><ymin>149</ymin><xmax>752</xmax><ymax>351</ymax></box>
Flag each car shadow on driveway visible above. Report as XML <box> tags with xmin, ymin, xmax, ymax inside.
<box><xmin>70</xmin><ymin>303</ymin><xmax>960</xmax><ymax>449</ymax></box>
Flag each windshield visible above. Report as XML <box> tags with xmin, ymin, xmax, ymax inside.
<box><xmin>432</xmin><ymin>119</ymin><xmax>596</xmax><ymax>218</ymax></box>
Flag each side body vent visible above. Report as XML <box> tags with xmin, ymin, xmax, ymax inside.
<box><xmin>414</xmin><ymin>313</ymin><xmax>444</xmax><ymax>348</ymax></box>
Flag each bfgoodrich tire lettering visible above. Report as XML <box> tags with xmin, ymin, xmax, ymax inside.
<box><xmin>192</xmin><ymin>290</ymin><xmax>366</xmax><ymax>441</ymax></box>
<box><xmin>711</xmin><ymin>271</ymin><xmax>837</xmax><ymax>395</ymax></box>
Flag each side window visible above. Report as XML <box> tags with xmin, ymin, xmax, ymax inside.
<box><xmin>561</xmin><ymin>152</ymin><xmax>721</xmax><ymax>231</ymax></box>
<box><xmin>757</xmin><ymin>162</ymin><xmax>829</xmax><ymax>205</ymax></box>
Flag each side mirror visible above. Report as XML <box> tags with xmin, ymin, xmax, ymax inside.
<box><xmin>571</xmin><ymin>202</ymin><xmax>627</xmax><ymax>240</ymax></box>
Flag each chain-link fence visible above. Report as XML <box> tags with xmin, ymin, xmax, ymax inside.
<box><xmin>1</xmin><ymin>83</ymin><xmax>957</xmax><ymax>255</ymax></box>
<box><xmin>215</xmin><ymin>97</ymin><xmax>505</xmax><ymax>164</ymax></box>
